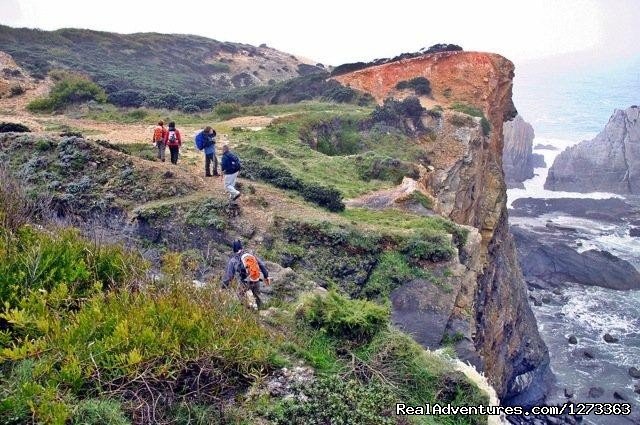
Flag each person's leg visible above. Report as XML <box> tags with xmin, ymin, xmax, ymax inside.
<box><xmin>250</xmin><ymin>281</ymin><xmax>263</xmax><ymax>309</ymax></box>
<box><xmin>224</xmin><ymin>172</ymin><xmax>240</xmax><ymax>198</ymax></box>
<box><xmin>171</xmin><ymin>147</ymin><xmax>179</xmax><ymax>164</ymax></box>
<box><xmin>205</xmin><ymin>153</ymin><xmax>212</xmax><ymax>176</ymax></box>
<box><xmin>212</xmin><ymin>151</ymin><xmax>219</xmax><ymax>176</ymax></box>
<box><xmin>159</xmin><ymin>142</ymin><xmax>166</xmax><ymax>162</ymax></box>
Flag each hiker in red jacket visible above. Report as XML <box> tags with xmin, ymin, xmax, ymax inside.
<box><xmin>152</xmin><ymin>120</ymin><xmax>168</xmax><ymax>162</ymax></box>
<box><xmin>164</xmin><ymin>121</ymin><xmax>182</xmax><ymax>165</ymax></box>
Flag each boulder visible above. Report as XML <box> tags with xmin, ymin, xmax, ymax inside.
<box><xmin>603</xmin><ymin>333</ymin><xmax>619</xmax><ymax>343</ymax></box>
<box><xmin>545</xmin><ymin>106</ymin><xmax>640</xmax><ymax>194</ymax></box>
<box><xmin>511</xmin><ymin>226</ymin><xmax>640</xmax><ymax>290</ymax></box>
<box><xmin>588</xmin><ymin>387</ymin><xmax>604</xmax><ymax>398</ymax></box>
<box><xmin>568</xmin><ymin>335</ymin><xmax>578</xmax><ymax>345</ymax></box>
<box><xmin>629</xmin><ymin>367</ymin><xmax>640</xmax><ymax>379</ymax></box>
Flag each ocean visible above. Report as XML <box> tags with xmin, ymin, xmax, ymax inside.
<box><xmin>507</xmin><ymin>54</ymin><xmax>640</xmax><ymax>424</ymax></box>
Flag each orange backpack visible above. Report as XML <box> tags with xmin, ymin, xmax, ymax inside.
<box><xmin>241</xmin><ymin>253</ymin><xmax>262</xmax><ymax>282</ymax></box>
<box><xmin>153</xmin><ymin>126</ymin><xmax>164</xmax><ymax>142</ymax></box>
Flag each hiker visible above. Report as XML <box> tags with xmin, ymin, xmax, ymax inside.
<box><xmin>152</xmin><ymin>121</ymin><xmax>168</xmax><ymax>162</ymax></box>
<box><xmin>222</xmin><ymin>240</ymin><xmax>271</xmax><ymax>309</ymax></box>
<box><xmin>164</xmin><ymin>121</ymin><xmax>182</xmax><ymax>165</ymax></box>
<box><xmin>194</xmin><ymin>126</ymin><xmax>218</xmax><ymax>176</ymax></box>
<box><xmin>221</xmin><ymin>144</ymin><xmax>241</xmax><ymax>201</ymax></box>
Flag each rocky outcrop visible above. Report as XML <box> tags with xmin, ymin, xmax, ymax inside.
<box><xmin>511</xmin><ymin>226</ymin><xmax>640</xmax><ymax>290</ymax></box>
<box><xmin>502</xmin><ymin>115</ymin><xmax>545</xmax><ymax>188</ymax></box>
<box><xmin>335</xmin><ymin>51</ymin><xmax>548</xmax><ymax>404</ymax></box>
<box><xmin>509</xmin><ymin>197</ymin><xmax>638</xmax><ymax>224</ymax></box>
<box><xmin>545</xmin><ymin>106</ymin><xmax>640</xmax><ymax>194</ymax></box>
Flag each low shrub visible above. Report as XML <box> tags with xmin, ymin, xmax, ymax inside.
<box><xmin>0</xmin><ymin>226</ymin><xmax>147</xmax><ymax>308</ymax></box>
<box><xmin>298</xmin><ymin>291</ymin><xmax>389</xmax><ymax>343</ymax></box>
<box><xmin>27</xmin><ymin>71</ymin><xmax>107</xmax><ymax>112</ymax></box>
<box><xmin>241</xmin><ymin>159</ymin><xmax>344</xmax><ymax>211</ymax></box>
<box><xmin>401</xmin><ymin>232</ymin><xmax>456</xmax><ymax>262</ymax></box>
<box><xmin>107</xmin><ymin>89</ymin><xmax>146</xmax><ymax>107</ymax></box>
<box><xmin>480</xmin><ymin>116</ymin><xmax>491</xmax><ymax>136</ymax></box>
<box><xmin>395</xmin><ymin>77</ymin><xmax>432</xmax><ymax>96</ymax></box>
<box><xmin>214</xmin><ymin>102</ymin><xmax>241</xmax><ymax>119</ymax></box>
<box><xmin>9</xmin><ymin>84</ymin><xmax>25</xmax><ymax>97</ymax></box>
<box><xmin>370</xmin><ymin>96</ymin><xmax>425</xmax><ymax>134</ymax></box>
<box><xmin>301</xmin><ymin>184</ymin><xmax>344</xmax><ymax>212</ymax></box>
<box><xmin>270</xmin><ymin>376</ymin><xmax>396</xmax><ymax>425</ymax></box>
<box><xmin>0</xmin><ymin>122</ymin><xmax>30</xmax><ymax>133</ymax></box>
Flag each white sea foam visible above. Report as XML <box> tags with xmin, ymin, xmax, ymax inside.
<box><xmin>506</xmin><ymin>137</ymin><xmax>623</xmax><ymax>207</ymax></box>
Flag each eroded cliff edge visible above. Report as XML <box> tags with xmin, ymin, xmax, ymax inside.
<box><xmin>335</xmin><ymin>51</ymin><xmax>549</xmax><ymax>404</ymax></box>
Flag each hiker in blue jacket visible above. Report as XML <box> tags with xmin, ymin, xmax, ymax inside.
<box><xmin>194</xmin><ymin>126</ymin><xmax>218</xmax><ymax>177</ymax></box>
<box><xmin>220</xmin><ymin>144</ymin><xmax>242</xmax><ymax>201</ymax></box>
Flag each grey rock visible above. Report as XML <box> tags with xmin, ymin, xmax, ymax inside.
<box><xmin>564</xmin><ymin>388</ymin><xmax>574</xmax><ymax>398</ymax></box>
<box><xmin>568</xmin><ymin>335</ymin><xmax>578</xmax><ymax>344</ymax></box>
<box><xmin>613</xmin><ymin>391</ymin><xmax>627</xmax><ymax>401</ymax></box>
<box><xmin>583</xmin><ymin>350</ymin><xmax>595</xmax><ymax>359</ymax></box>
<box><xmin>588</xmin><ymin>387</ymin><xmax>604</xmax><ymax>398</ymax></box>
<box><xmin>511</xmin><ymin>226</ymin><xmax>640</xmax><ymax>290</ymax></box>
<box><xmin>545</xmin><ymin>106</ymin><xmax>640</xmax><ymax>194</ymax></box>
<box><xmin>603</xmin><ymin>333</ymin><xmax>619</xmax><ymax>343</ymax></box>
<box><xmin>503</xmin><ymin>115</ymin><xmax>544</xmax><ymax>188</ymax></box>
<box><xmin>634</xmin><ymin>383</ymin><xmax>640</xmax><ymax>394</ymax></box>
<box><xmin>629</xmin><ymin>367</ymin><xmax>640</xmax><ymax>378</ymax></box>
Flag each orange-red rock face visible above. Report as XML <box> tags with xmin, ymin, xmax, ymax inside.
<box><xmin>335</xmin><ymin>52</ymin><xmax>548</xmax><ymax>404</ymax></box>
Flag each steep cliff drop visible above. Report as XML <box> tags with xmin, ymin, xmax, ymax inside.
<box><xmin>545</xmin><ymin>106</ymin><xmax>640</xmax><ymax>194</ymax></box>
<box><xmin>503</xmin><ymin>115</ymin><xmax>545</xmax><ymax>189</ymax></box>
<box><xmin>334</xmin><ymin>51</ymin><xmax>549</xmax><ymax>405</ymax></box>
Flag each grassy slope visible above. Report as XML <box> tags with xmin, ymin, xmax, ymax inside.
<box><xmin>0</xmin><ymin>25</ymin><xmax>313</xmax><ymax>103</ymax></box>
<box><xmin>0</xmin><ymin>99</ymin><xmax>491</xmax><ymax>424</ymax></box>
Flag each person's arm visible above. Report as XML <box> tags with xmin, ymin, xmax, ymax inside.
<box><xmin>222</xmin><ymin>257</ymin><xmax>236</xmax><ymax>288</ymax></box>
<box><xmin>257</xmin><ymin>256</ymin><xmax>271</xmax><ymax>284</ymax></box>
<box><xmin>220</xmin><ymin>154</ymin><xmax>228</xmax><ymax>173</ymax></box>
<box><xmin>177</xmin><ymin>130</ymin><xmax>182</xmax><ymax>147</ymax></box>
<box><xmin>163</xmin><ymin>131</ymin><xmax>168</xmax><ymax>144</ymax></box>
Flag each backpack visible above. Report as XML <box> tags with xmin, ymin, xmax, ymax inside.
<box><xmin>226</xmin><ymin>152</ymin><xmax>242</xmax><ymax>173</ymax></box>
<box><xmin>168</xmin><ymin>130</ymin><xmax>177</xmax><ymax>144</ymax></box>
<box><xmin>240</xmin><ymin>253</ymin><xmax>261</xmax><ymax>282</ymax></box>
<box><xmin>153</xmin><ymin>126</ymin><xmax>164</xmax><ymax>142</ymax></box>
<box><xmin>195</xmin><ymin>131</ymin><xmax>206</xmax><ymax>150</ymax></box>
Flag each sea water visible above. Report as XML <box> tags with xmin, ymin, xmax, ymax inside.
<box><xmin>507</xmin><ymin>55</ymin><xmax>640</xmax><ymax>424</ymax></box>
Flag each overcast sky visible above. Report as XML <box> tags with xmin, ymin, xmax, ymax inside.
<box><xmin>1</xmin><ymin>0</ymin><xmax>639</xmax><ymax>66</ymax></box>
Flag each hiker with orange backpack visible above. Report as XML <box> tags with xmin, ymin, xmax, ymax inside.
<box><xmin>222</xmin><ymin>240</ymin><xmax>271</xmax><ymax>309</ymax></box>
<box><xmin>152</xmin><ymin>121</ymin><xmax>168</xmax><ymax>162</ymax></box>
<box><xmin>164</xmin><ymin>121</ymin><xmax>182</xmax><ymax>165</ymax></box>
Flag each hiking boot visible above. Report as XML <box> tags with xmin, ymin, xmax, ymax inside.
<box><xmin>232</xmin><ymin>193</ymin><xmax>241</xmax><ymax>201</ymax></box>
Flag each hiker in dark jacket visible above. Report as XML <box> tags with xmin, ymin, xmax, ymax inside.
<box><xmin>222</xmin><ymin>240</ymin><xmax>271</xmax><ymax>309</ymax></box>
<box><xmin>220</xmin><ymin>144</ymin><xmax>241</xmax><ymax>201</ymax></box>
<box><xmin>163</xmin><ymin>121</ymin><xmax>182</xmax><ymax>165</ymax></box>
<box><xmin>195</xmin><ymin>126</ymin><xmax>218</xmax><ymax>176</ymax></box>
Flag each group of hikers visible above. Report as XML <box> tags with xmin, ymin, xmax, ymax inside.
<box><xmin>153</xmin><ymin>122</ymin><xmax>268</xmax><ymax>308</ymax></box>
<box><xmin>152</xmin><ymin>121</ymin><xmax>242</xmax><ymax>201</ymax></box>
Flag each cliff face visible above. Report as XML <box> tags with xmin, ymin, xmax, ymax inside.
<box><xmin>334</xmin><ymin>51</ymin><xmax>549</xmax><ymax>403</ymax></box>
<box><xmin>503</xmin><ymin>115</ymin><xmax>545</xmax><ymax>188</ymax></box>
<box><xmin>545</xmin><ymin>106</ymin><xmax>640</xmax><ymax>194</ymax></box>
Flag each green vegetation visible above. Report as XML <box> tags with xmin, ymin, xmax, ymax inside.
<box><xmin>226</xmin><ymin>72</ymin><xmax>374</xmax><ymax>106</ymax></box>
<box><xmin>396</xmin><ymin>77</ymin><xmax>432</xmax><ymax>96</ymax></box>
<box><xmin>370</xmin><ymin>97</ymin><xmax>426</xmax><ymax>134</ymax></box>
<box><xmin>0</xmin><ymin>96</ymin><xmax>491</xmax><ymax>423</ymax></box>
<box><xmin>298</xmin><ymin>291</ymin><xmax>389</xmax><ymax>343</ymax></box>
<box><xmin>27</xmin><ymin>71</ymin><xmax>107</xmax><ymax>112</ymax></box>
<box><xmin>449</xmin><ymin>102</ymin><xmax>491</xmax><ymax>136</ymax></box>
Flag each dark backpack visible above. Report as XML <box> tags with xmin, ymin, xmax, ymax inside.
<box><xmin>226</xmin><ymin>152</ymin><xmax>242</xmax><ymax>173</ymax></box>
